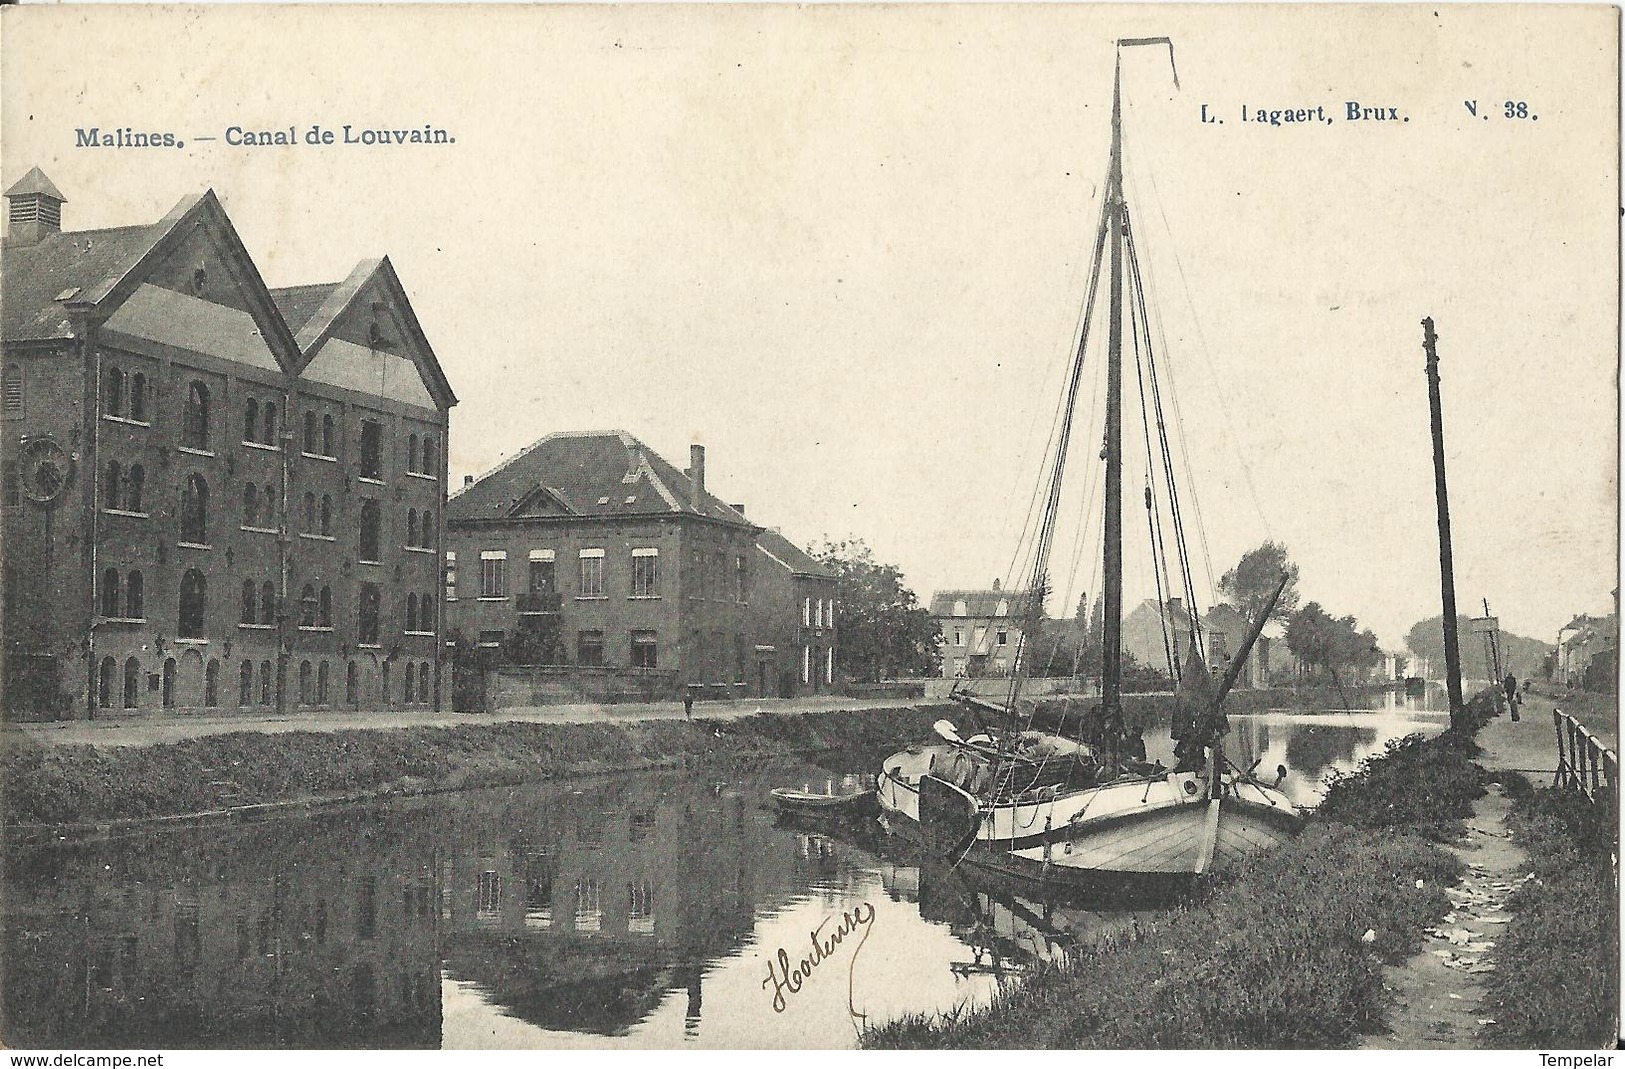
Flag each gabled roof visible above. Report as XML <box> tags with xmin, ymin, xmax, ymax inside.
<box><xmin>755</xmin><ymin>527</ymin><xmax>835</xmax><ymax>579</ymax></box>
<box><xmin>269</xmin><ymin>282</ymin><xmax>341</xmax><ymax>333</ymax></box>
<box><xmin>447</xmin><ymin>430</ymin><xmax>756</xmax><ymax>528</ymax></box>
<box><xmin>6</xmin><ymin>166</ymin><xmax>66</xmax><ymax>201</ymax></box>
<box><xmin>3</xmin><ymin>189</ymin><xmax>305</xmax><ymax>370</ymax></box>
<box><xmin>930</xmin><ymin>588</ymin><xmax>1030</xmax><ymax>618</ymax></box>
<box><xmin>3</xmin><ymin>224</ymin><xmax>156</xmax><ymax>341</ymax></box>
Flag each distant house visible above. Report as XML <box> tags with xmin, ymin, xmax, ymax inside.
<box><xmin>1121</xmin><ymin>597</ymin><xmax>1280</xmax><ymax>688</ymax></box>
<box><xmin>1557</xmin><ymin>612</ymin><xmax>1617</xmax><ymax>691</ymax></box>
<box><xmin>1121</xmin><ymin>597</ymin><xmax>1196</xmax><ymax>679</ymax></box>
<box><xmin>930</xmin><ymin>581</ymin><xmax>1028</xmax><ymax>678</ymax></box>
<box><xmin>752</xmin><ymin>527</ymin><xmax>839</xmax><ymax>696</ymax></box>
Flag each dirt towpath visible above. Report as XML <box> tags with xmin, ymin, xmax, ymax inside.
<box><xmin>1362</xmin><ymin>686</ymin><xmax>1608</xmax><ymax>1048</ymax></box>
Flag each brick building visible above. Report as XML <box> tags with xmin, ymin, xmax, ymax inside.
<box><xmin>1</xmin><ymin>168</ymin><xmax>456</xmax><ymax>719</ymax></box>
<box><xmin>443</xmin><ymin>431</ymin><xmax>835</xmax><ymax>699</ymax></box>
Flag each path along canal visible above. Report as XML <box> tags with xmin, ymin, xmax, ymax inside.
<box><xmin>5</xmin><ymin>693</ymin><xmax>1446</xmax><ymax>1048</ymax></box>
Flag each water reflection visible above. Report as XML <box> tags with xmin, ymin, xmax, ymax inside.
<box><xmin>4</xmin><ymin>702</ymin><xmax>1443</xmax><ymax>1050</ymax></box>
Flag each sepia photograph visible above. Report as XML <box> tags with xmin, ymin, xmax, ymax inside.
<box><xmin>0</xmin><ymin>2</ymin><xmax>1618</xmax><ymax>1053</ymax></box>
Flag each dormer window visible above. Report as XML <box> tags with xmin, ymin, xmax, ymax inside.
<box><xmin>996</xmin><ymin>599</ymin><xmax>1009</xmax><ymax>617</ymax></box>
<box><xmin>190</xmin><ymin>266</ymin><xmax>207</xmax><ymax>297</ymax></box>
<box><xmin>953</xmin><ymin>600</ymin><xmax>968</xmax><ymax>617</ymax></box>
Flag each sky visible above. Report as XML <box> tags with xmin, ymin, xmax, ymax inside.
<box><xmin>3</xmin><ymin>4</ymin><xmax>1617</xmax><ymax>650</ymax></box>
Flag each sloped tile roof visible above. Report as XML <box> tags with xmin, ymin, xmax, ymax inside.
<box><xmin>447</xmin><ymin>430</ymin><xmax>754</xmax><ymax>527</ymax></box>
<box><xmin>2</xmin><ymin>225</ymin><xmax>157</xmax><ymax>341</ymax></box>
<box><xmin>5</xmin><ymin>166</ymin><xmax>66</xmax><ymax>201</ymax></box>
<box><xmin>755</xmin><ymin>526</ymin><xmax>835</xmax><ymax>578</ymax></box>
<box><xmin>930</xmin><ymin>588</ymin><xmax>1029</xmax><ymax>618</ymax></box>
<box><xmin>269</xmin><ymin>282</ymin><xmax>340</xmax><ymax>334</ymax></box>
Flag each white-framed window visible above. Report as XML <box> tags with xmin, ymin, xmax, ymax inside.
<box><xmin>953</xmin><ymin>599</ymin><xmax>968</xmax><ymax>617</ymax></box>
<box><xmin>578</xmin><ymin>548</ymin><xmax>605</xmax><ymax>597</ymax></box>
<box><xmin>802</xmin><ymin>596</ymin><xmax>812</xmax><ymax>628</ymax></box>
<box><xmin>997</xmin><ymin>629</ymin><xmax>1008</xmax><ymax>646</ymax></box>
<box><xmin>995</xmin><ymin>599</ymin><xmax>1009</xmax><ymax>617</ymax></box>
<box><xmin>480</xmin><ymin>550</ymin><xmax>507</xmax><ymax>599</ymax></box>
<box><xmin>631</xmin><ymin>548</ymin><xmax>658</xmax><ymax>598</ymax></box>
<box><xmin>826</xmin><ymin>646</ymin><xmax>834</xmax><ymax>684</ymax></box>
<box><xmin>445</xmin><ymin>551</ymin><xmax>457</xmax><ymax>601</ymax></box>
<box><xmin>529</xmin><ymin>548</ymin><xmax>556</xmax><ymax>594</ymax></box>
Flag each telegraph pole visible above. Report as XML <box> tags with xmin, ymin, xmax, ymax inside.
<box><xmin>1424</xmin><ymin>317</ymin><xmax>1466</xmax><ymax>730</ymax></box>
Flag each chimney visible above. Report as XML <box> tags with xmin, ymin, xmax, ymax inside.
<box><xmin>992</xmin><ymin>578</ymin><xmax>1001</xmax><ymax>592</ymax></box>
<box><xmin>1167</xmin><ymin>597</ymin><xmax>1184</xmax><ymax>619</ymax></box>
<box><xmin>463</xmin><ymin>474</ymin><xmax>474</xmax><ymax>488</ymax></box>
<box><xmin>687</xmin><ymin>444</ymin><xmax>705</xmax><ymax>511</ymax></box>
<box><xmin>4</xmin><ymin>167</ymin><xmax>65</xmax><ymax>247</ymax></box>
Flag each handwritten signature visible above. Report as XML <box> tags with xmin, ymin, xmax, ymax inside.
<box><xmin>761</xmin><ymin>900</ymin><xmax>877</xmax><ymax>1016</ymax></box>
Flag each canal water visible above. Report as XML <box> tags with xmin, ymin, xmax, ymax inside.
<box><xmin>4</xmin><ymin>694</ymin><xmax>1446</xmax><ymax>1049</ymax></box>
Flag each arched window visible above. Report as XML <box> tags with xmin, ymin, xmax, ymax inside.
<box><xmin>3</xmin><ymin>363</ymin><xmax>23</xmax><ymax>420</ymax></box>
<box><xmin>318</xmin><ymin>661</ymin><xmax>330</xmax><ymax>704</ymax></box>
<box><xmin>204</xmin><ymin>659</ymin><xmax>220</xmax><ymax>708</ymax></box>
<box><xmin>178</xmin><ymin>569</ymin><xmax>206</xmax><ymax>638</ymax></box>
<box><xmin>101</xmin><ymin>567</ymin><xmax>120</xmax><ymax>618</ymax></box>
<box><xmin>162</xmin><ymin>657</ymin><xmax>176</xmax><ymax>707</ymax></box>
<box><xmin>321</xmin><ymin>495</ymin><xmax>332</xmax><ymax>537</ymax></box>
<box><xmin>422</xmin><ymin>435</ymin><xmax>436</xmax><ymax>474</ymax></box>
<box><xmin>244</xmin><ymin>397</ymin><xmax>259</xmax><ymax>443</ymax></box>
<box><xmin>319</xmin><ymin>585</ymin><xmax>332</xmax><ymax>628</ymax></box>
<box><xmin>404</xmin><ymin>662</ymin><xmax>416</xmax><ymax>704</ymax></box>
<box><xmin>261</xmin><ymin>581</ymin><xmax>276</xmax><ymax>624</ymax></box>
<box><xmin>180</xmin><ymin>474</ymin><xmax>208</xmax><ymax>544</ymax></box>
<box><xmin>182</xmin><ymin>381</ymin><xmax>210</xmax><ymax>449</ymax></box>
<box><xmin>406</xmin><ymin>593</ymin><xmax>418</xmax><ymax>632</ymax></box>
<box><xmin>303</xmin><ymin>492</ymin><xmax>316</xmax><ymax>533</ymax></box>
<box><xmin>381</xmin><ymin>661</ymin><xmax>391</xmax><ymax>706</ymax></box>
<box><xmin>421</xmin><ymin>593</ymin><xmax>435</xmax><ymax>631</ymax></box>
<box><xmin>299</xmin><ymin>660</ymin><xmax>312</xmax><ymax>705</ymax></box>
<box><xmin>322</xmin><ymin>414</ymin><xmax>335</xmax><ymax>457</ymax></box>
<box><xmin>104</xmin><ymin>366</ymin><xmax>125</xmax><ymax>417</ymax></box>
<box><xmin>98</xmin><ymin>657</ymin><xmax>116</xmax><ymax>708</ymax></box>
<box><xmin>125</xmin><ymin>465</ymin><xmax>143</xmax><ymax>512</ymax></box>
<box><xmin>407</xmin><ymin>509</ymin><xmax>418</xmax><ymax>548</ymax></box>
<box><xmin>359</xmin><ymin>500</ymin><xmax>381</xmax><ymax>561</ymax></box>
<box><xmin>262</xmin><ymin>402</ymin><xmax>277</xmax><ymax>447</ymax></box>
<box><xmin>241</xmin><ymin>579</ymin><xmax>257</xmax><ymax>624</ymax></box>
<box><xmin>421</xmin><ymin>512</ymin><xmax>434</xmax><ymax>549</ymax></box>
<box><xmin>304</xmin><ymin>411</ymin><xmax>318</xmax><ymax>454</ymax></box>
<box><xmin>103</xmin><ymin>461</ymin><xmax>122</xmax><ymax>508</ymax></box>
<box><xmin>240</xmin><ymin>660</ymin><xmax>254</xmax><ymax>706</ymax></box>
<box><xmin>408</xmin><ymin>434</ymin><xmax>419</xmax><ymax>473</ymax></box>
<box><xmin>129</xmin><ymin>374</ymin><xmax>146</xmax><ymax>422</ymax></box>
<box><xmin>418</xmin><ymin>661</ymin><xmax>430</xmax><ymax>704</ymax></box>
<box><xmin>126</xmin><ymin>571</ymin><xmax>143</xmax><ymax>619</ymax></box>
<box><xmin>259</xmin><ymin>660</ymin><xmax>272</xmax><ymax>705</ymax></box>
<box><xmin>300</xmin><ymin>583</ymin><xmax>317</xmax><ymax>627</ymax></box>
<box><xmin>242</xmin><ymin>482</ymin><xmax>259</xmax><ymax>527</ymax></box>
<box><xmin>263</xmin><ymin>483</ymin><xmax>275</xmax><ymax>520</ymax></box>
<box><xmin>347</xmin><ymin>662</ymin><xmax>359</xmax><ymax>707</ymax></box>
<box><xmin>123</xmin><ymin>657</ymin><xmax>140</xmax><ymax>709</ymax></box>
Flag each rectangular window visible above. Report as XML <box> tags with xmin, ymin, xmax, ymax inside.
<box><xmin>444</xmin><ymin>552</ymin><xmax>457</xmax><ymax>601</ymax></box>
<box><xmin>480</xmin><ymin>550</ymin><xmax>507</xmax><ymax>599</ymax></box>
<box><xmin>528</xmin><ymin>549</ymin><xmax>556</xmax><ymax>593</ymax></box>
<box><xmin>997</xmin><ymin>629</ymin><xmax>1008</xmax><ymax>646</ymax></box>
<box><xmin>577</xmin><ymin>630</ymin><xmax>605</xmax><ymax>667</ymax></box>
<box><xmin>801</xmin><ymin>645</ymin><xmax>811</xmax><ymax>685</ymax></box>
<box><xmin>631</xmin><ymin>630</ymin><xmax>658</xmax><ymax>669</ymax></box>
<box><xmin>359</xmin><ymin>420</ymin><xmax>382</xmax><ymax>480</ymax></box>
<box><xmin>803</xmin><ymin>597</ymin><xmax>812</xmax><ymax>628</ymax></box>
<box><xmin>974</xmin><ymin>626</ymin><xmax>987</xmax><ymax>649</ymax></box>
<box><xmin>735</xmin><ymin>555</ymin><xmax>747</xmax><ymax>602</ymax></box>
<box><xmin>826</xmin><ymin>646</ymin><xmax>834</xmax><ymax>684</ymax></box>
<box><xmin>578</xmin><ymin>549</ymin><xmax>604</xmax><ymax>597</ymax></box>
<box><xmin>476</xmin><ymin>871</ymin><xmax>501</xmax><ymax>918</ymax></box>
<box><xmin>358</xmin><ymin>583</ymin><xmax>380</xmax><ymax>645</ymax></box>
<box><xmin>953</xmin><ymin>629</ymin><xmax>964</xmax><ymax>647</ymax></box>
<box><xmin>631</xmin><ymin>548</ymin><xmax>658</xmax><ymax>597</ymax></box>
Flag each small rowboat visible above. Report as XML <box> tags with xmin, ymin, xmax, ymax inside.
<box><xmin>770</xmin><ymin>776</ymin><xmax>875</xmax><ymax>818</ymax></box>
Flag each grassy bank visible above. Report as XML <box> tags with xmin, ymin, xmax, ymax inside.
<box><xmin>1480</xmin><ymin>781</ymin><xmax>1619</xmax><ymax>1047</ymax></box>
<box><xmin>2</xmin><ymin>703</ymin><xmax>954</xmax><ymax>831</ymax></box>
<box><xmin>865</xmin><ymin>722</ymin><xmax>1488</xmax><ymax>1048</ymax></box>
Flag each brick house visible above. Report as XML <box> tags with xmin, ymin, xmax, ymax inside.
<box><xmin>752</xmin><ymin>527</ymin><xmax>838</xmax><ymax>696</ymax></box>
<box><xmin>1</xmin><ymin>168</ymin><xmax>456</xmax><ymax>719</ymax></box>
<box><xmin>444</xmin><ymin>431</ymin><xmax>834</xmax><ymax>699</ymax></box>
<box><xmin>930</xmin><ymin>582</ymin><xmax>1028</xmax><ymax>678</ymax></box>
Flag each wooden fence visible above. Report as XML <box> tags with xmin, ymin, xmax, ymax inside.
<box><xmin>1553</xmin><ymin>706</ymin><xmax>1618</xmax><ymax>802</ymax></box>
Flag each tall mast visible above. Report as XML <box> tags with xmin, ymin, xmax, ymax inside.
<box><xmin>1100</xmin><ymin>53</ymin><xmax>1126</xmax><ymax>725</ymax></box>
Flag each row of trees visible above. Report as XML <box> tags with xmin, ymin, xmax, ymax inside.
<box><xmin>1222</xmin><ymin>540</ymin><xmax>1381</xmax><ymax>687</ymax></box>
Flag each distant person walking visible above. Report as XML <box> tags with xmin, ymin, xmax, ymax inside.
<box><xmin>1504</xmin><ymin>672</ymin><xmax>1520</xmax><ymax>721</ymax></box>
<box><xmin>683</xmin><ymin>689</ymin><xmax>694</xmax><ymax>720</ymax></box>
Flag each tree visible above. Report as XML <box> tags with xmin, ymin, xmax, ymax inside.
<box><xmin>810</xmin><ymin>538</ymin><xmax>941</xmax><ymax>681</ymax></box>
<box><xmin>1218</xmin><ymin>541</ymin><xmax>1301</xmax><ymax>625</ymax></box>
<box><xmin>1286</xmin><ymin>601</ymin><xmax>1381</xmax><ymax>697</ymax></box>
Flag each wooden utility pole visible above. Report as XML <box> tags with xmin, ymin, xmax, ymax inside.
<box><xmin>1424</xmin><ymin>317</ymin><xmax>1467</xmax><ymax>729</ymax></box>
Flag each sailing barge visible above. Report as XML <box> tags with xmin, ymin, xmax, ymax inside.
<box><xmin>877</xmin><ymin>38</ymin><xmax>1300</xmax><ymax>889</ymax></box>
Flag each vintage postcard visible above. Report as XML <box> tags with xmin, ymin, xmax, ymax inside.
<box><xmin>0</xmin><ymin>2</ymin><xmax>1618</xmax><ymax>1055</ymax></box>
